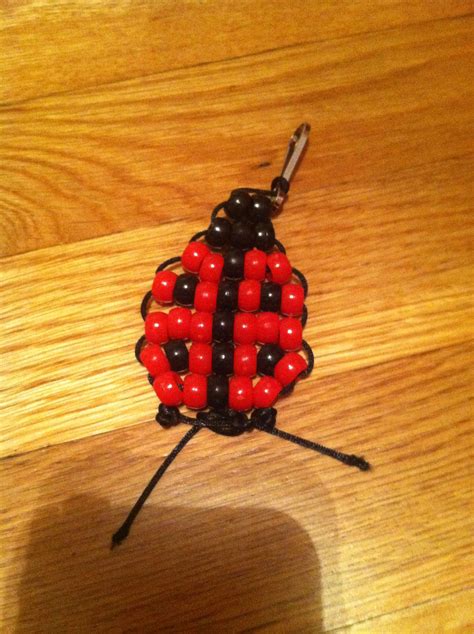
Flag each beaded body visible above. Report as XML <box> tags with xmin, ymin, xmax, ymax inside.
<box><xmin>138</xmin><ymin>188</ymin><xmax>311</xmax><ymax>416</ymax></box>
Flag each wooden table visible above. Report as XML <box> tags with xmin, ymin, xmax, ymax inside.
<box><xmin>1</xmin><ymin>3</ymin><xmax>472</xmax><ymax>632</ymax></box>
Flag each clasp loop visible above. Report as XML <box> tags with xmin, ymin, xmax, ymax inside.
<box><xmin>274</xmin><ymin>122</ymin><xmax>311</xmax><ymax>209</ymax></box>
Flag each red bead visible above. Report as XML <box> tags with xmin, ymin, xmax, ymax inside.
<box><xmin>194</xmin><ymin>281</ymin><xmax>218</xmax><ymax>312</ymax></box>
<box><xmin>229</xmin><ymin>376</ymin><xmax>253</xmax><ymax>411</ymax></box>
<box><xmin>140</xmin><ymin>343</ymin><xmax>170</xmax><ymax>376</ymax></box>
<box><xmin>181</xmin><ymin>241</ymin><xmax>210</xmax><ymax>274</ymax></box>
<box><xmin>153</xmin><ymin>371</ymin><xmax>183</xmax><ymax>406</ymax></box>
<box><xmin>279</xmin><ymin>317</ymin><xmax>303</xmax><ymax>351</ymax></box>
<box><xmin>234</xmin><ymin>344</ymin><xmax>257</xmax><ymax>377</ymax></box>
<box><xmin>190</xmin><ymin>312</ymin><xmax>213</xmax><ymax>343</ymax></box>
<box><xmin>238</xmin><ymin>279</ymin><xmax>261</xmax><ymax>312</ymax></box>
<box><xmin>244</xmin><ymin>248</ymin><xmax>267</xmax><ymax>281</ymax></box>
<box><xmin>233</xmin><ymin>312</ymin><xmax>257</xmax><ymax>345</ymax></box>
<box><xmin>189</xmin><ymin>343</ymin><xmax>212</xmax><ymax>375</ymax></box>
<box><xmin>253</xmin><ymin>376</ymin><xmax>282</xmax><ymax>408</ymax></box>
<box><xmin>167</xmin><ymin>307</ymin><xmax>192</xmax><ymax>340</ymax></box>
<box><xmin>274</xmin><ymin>352</ymin><xmax>308</xmax><ymax>386</ymax></box>
<box><xmin>256</xmin><ymin>311</ymin><xmax>280</xmax><ymax>344</ymax></box>
<box><xmin>152</xmin><ymin>270</ymin><xmax>177</xmax><ymax>304</ymax></box>
<box><xmin>144</xmin><ymin>311</ymin><xmax>168</xmax><ymax>344</ymax></box>
<box><xmin>281</xmin><ymin>283</ymin><xmax>305</xmax><ymax>316</ymax></box>
<box><xmin>267</xmin><ymin>252</ymin><xmax>292</xmax><ymax>285</ymax></box>
<box><xmin>183</xmin><ymin>373</ymin><xmax>207</xmax><ymax>409</ymax></box>
<box><xmin>199</xmin><ymin>252</ymin><xmax>224</xmax><ymax>283</ymax></box>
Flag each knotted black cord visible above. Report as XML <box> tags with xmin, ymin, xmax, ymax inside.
<box><xmin>111</xmin><ymin>400</ymin><xmax>369</xmax><ymax>546</ymax></box>
<box><xmin>301</xmin><ymin>339</ymin><xmax>314</xmax><ymax>377</ymax></box>
<box><xmin>301</xmin><ymin>305</ymin><xmax>308</xmax><ymax>327</ymax></box>
<box><xmin>211</xmin><ymin>202</ymin><xmax>227</xmax><ymax>221</ymax></box>
<box><xmin>156</xmin><ymin>405</ymin><xmax>368</xmax><ymax>471</ymax></box>
<box><xmin>190</xmin><ymin>230</ymin><xmax>207</xmax><ymax>242</ymax></box>
<box><xmin>135</xmin><ymin>335</ymin><xmax>146</xmax><ymax>364</ymax></box>
<box><xmin>292</xmin><ymin>267</ymin><xmax>308</xmax><ymax>297</ymax></box>
<box><xmin>111</xmin><ymin>425</ymin><xmax>201</xmax><ymax>548</ymax></box>
<box><xmin>155</xmin><ymin>256</ymin><xmax>181</xmax><ymax>274</ymax></box>
<box><xmin>274</xmin><ymin>239</ymin><xmax>286</xmax><ymax>254</ymax></box>
<box><xmin>140</xmin><ymin>291</ymin><xmax>153</xmax><ymax>320</ymax></box>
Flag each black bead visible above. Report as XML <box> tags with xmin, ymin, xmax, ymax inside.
<box><xmin>257</xmin><ymin>344</ymin><xmax>284</xmax><ymax>376</ymax></box>
<box><xmin>224</xmin><ymin>191</ymin><xmax>253</xmax><ymax>222</ymax></box>
<box><xmin>254</xmin><ymin>221</ymin><xmax>275</xmax><ymax>251</ymax></box>
<box><xmin>230</xmin><ymin>222</ymin><xmax>255</xmax><ymax>251</ymax></box>
<box><xmin>212</xmin><ymin>311</ymin><xmax>234</xmax><ymax>343</ymax></box>
<box><xmin>206</xmin><ymin>217</ymin><xmax>232</xmax><ymax>248</ymax></box>
<box><xmin>223</xmin><ymin>247</ymin><xmax>244</xmax><ymax>280</ymax></box>
<box><xmin>217</xmin><ymin>280</ymin><xmax>238</xmax><ymax>311</ymax></box>
<box><xmin>212</xmin><ymin>343</ymin><xmax>234</xmax><ymax>375</ymax></box>
<box><xmin>260</xmin><ymin>282</ymin><xmax>281</xmax><ymax>312</ymax></box>
<box><xmin>173</xmin><ymin>273</ymin><xmax>198</xmax><ymax>307</ymax></box>
<box><xmin>164</xmin><ymin>340</ymin><xmax>189</xmax><ymax>373</ymax></box>
<box><xmin>248</xmin><ymin>194</ymin><xmax>272</xmax><ymax>223</ymax></box>
<box><xmin>207</xmin><ymin>374</ymin><xmax>229</xmax><ymax>410</ymax></box>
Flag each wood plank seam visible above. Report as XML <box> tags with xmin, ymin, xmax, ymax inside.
<box><xmin>1</xmin><ymin>11</ymin><xmax>473</xmax><ymax>110</ymax></box>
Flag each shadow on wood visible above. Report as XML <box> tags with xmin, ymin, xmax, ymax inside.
<box><xmin>15</xmin><ymin>494</ymin><xmax>323</xmax><ymax>632</ymax></box>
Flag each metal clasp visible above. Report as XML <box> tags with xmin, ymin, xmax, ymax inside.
<box><xmin>274</xmin><ymin>122</ymin><xmax>311</xmax><ymax>209</ymax></box>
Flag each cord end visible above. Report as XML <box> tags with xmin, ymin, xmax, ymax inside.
<box><xmin>347</xmin><ymin>455</ymin><xmax>371</xmax><ymax>471</ymax></box>
<box><xmin>111</xmin><ymin>525</ymin><xmax>129</xmax><ymax>549</ymax></box>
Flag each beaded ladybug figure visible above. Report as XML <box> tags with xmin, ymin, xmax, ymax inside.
<box><xmin>112</xmin><ymin>124</ymin><xmax>369</xmax><ymax>547</ymax></box>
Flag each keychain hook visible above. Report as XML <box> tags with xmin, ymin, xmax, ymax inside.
<box><xmin>274</xmin><ymin>122</ymin><xmax>311</xmax><ymax>209</ymax></box>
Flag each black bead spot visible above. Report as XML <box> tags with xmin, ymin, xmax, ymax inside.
<box><xmin>164</xmin><ymin>340</ymin><xmax>189</xmax><ymax>373</ymax></box>
<box><xmin>212</xmin><ymin>311</ymin><xmax>235</xmax><ymax>343</ymax></box>
<box><xmin>248</xmin><ymin>194</ymin><xmax>272</xmax><ymax>223</ymax></box>
<box><xmin>260</xmin><ymin>282</ymin><xmax>281</xmax><ymax>312</ymax></box>
<box><xmin>217</xmin><ymin>280</ymin><xmax>238</xmax><ymax>311</ymax></box>
<box><xmin>212</xmin><ymin>342</ymin><xmax>234</xmax><ymax>375</ymax></box>
<box><xmin>254</xmin><ymin>221</ymin><xmax>275</xmax><ymax>252</ymax></box>
<box><xmin>207</xmin><ymin>374</ymin><xmax>229</xmax><ymax>410</ymax></box>
<box><xmin>173</xmin><ymin>273</ymin><xmax>198</xmax><ymax>307</ymax></box>
<box><xmin>206</xmin><ymin>217</ymin><xmax>232</xmax><ymax>248</ymax></box>
<box><xmin>224</xmin><ymin>191</ymin><xmax>253</xmax><ymax>222</ymax></box>
<box><xmin>230</xmin><ymin>222</ymin><xmax>255</xmax><ymax>251</ymax></box>
<box><xmin>223</xmin><ymin>247</ymin><xmax>244</xmax><ymax>280</ymax></box>
<box><xmin>257</xmin><ymin>344</ymin><xmax>284</xmax><ymax>376</ymax></box>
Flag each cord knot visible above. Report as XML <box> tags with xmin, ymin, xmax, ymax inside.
<box><xmin>251</xmin><ymin>407</ymin><xmax>277</xmax><ymax>431</ymax></box>
<box><xmin>156</xmin><ymin>404</ymin><xmax>180</xmax><ymax>428</ymax></box>
<box><xmin>196</xmin><ymin>409</ymin><xmax>252</xmax><ymax>436</ymax></box>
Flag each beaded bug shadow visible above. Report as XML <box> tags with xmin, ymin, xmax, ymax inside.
<box><xmin>112</xmin><ymin>125</ymin><xmax>369</xmax><ymax>548</ymax></box>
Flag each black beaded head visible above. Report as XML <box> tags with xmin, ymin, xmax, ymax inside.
<box><xmin>113</xmin><ymin>124</ymin><xmax>369</xmax><ymax>548</ymax></box>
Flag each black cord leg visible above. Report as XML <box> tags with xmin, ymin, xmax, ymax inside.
<box><xmin>111</xmin><ymin>425</ymin><xmax>201</xmax><ymax>548</ymax></box>
<box><xmin>256</xmin><ymin>424</ymin><xmax>370</xmax><ymax>471</ymax></box>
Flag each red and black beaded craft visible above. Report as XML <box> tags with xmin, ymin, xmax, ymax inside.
<box><xmin>112</xmin><ymin>124</ymin><xmax>369</xmax><ymax>547</ymax></box>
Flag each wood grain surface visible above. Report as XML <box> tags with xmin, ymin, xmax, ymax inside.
<box><xmin>0</xmin><ymin>2</ymin><xmax>473</xmax><ymax>632</ymax></box>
